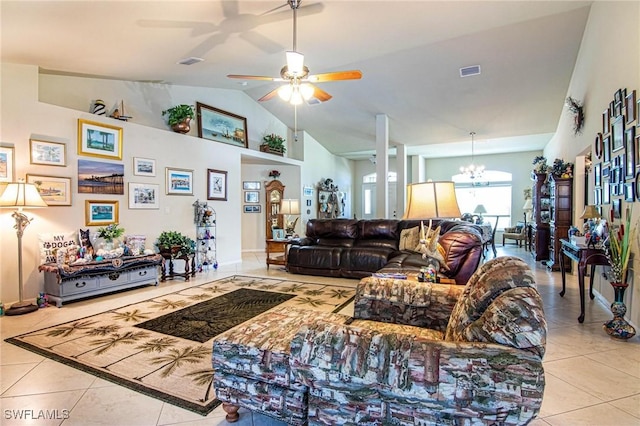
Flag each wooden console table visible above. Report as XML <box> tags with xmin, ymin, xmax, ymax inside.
<box><xmin>559</xmin><ymin>239</ymin><xmax>608</xmax><ymax>323</ymax></box>
<box><xmin>40</xmin><ymin>254</ymin><xmax>163</xmax><ymax>307</ymax></box>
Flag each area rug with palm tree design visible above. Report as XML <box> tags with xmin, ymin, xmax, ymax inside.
<box><xmin>5</xmin><ymin>275</ymin><xmax>355</xmax><ymax>415</ymax></box>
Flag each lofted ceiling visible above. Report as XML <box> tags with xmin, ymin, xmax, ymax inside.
<box><xmin>1</xmin><ymin>1</ymin><xmax>592</xmax><ymax>160</ymax></box>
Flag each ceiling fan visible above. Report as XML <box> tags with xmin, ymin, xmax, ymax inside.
<box><xmin>227</xmin><ymin>0</ymin><xmax>362</xmax><ymax>105</ymax></box>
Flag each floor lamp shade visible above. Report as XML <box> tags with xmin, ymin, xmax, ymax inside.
<box><xmin>403</xmin><ymin>181</ymin><xmax>462</xmax><ymax>219</ymax></box>
<box><xmin>0</xmin><ymin>180</ymin><xmax>48</xmax><ymax>316</ymax></box>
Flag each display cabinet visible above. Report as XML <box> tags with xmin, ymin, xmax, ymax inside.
<box><xmin>194</xmin><ymin>200</ymin><xmax>217</xmax><ymax>271</ymax></box>
<box><xmin>265</xmin><ymin>180</ymin><xmax>285</xmax><ymax>239</ymax></box>
<box><xmin>318</xmin><ymin>178</ymin><xmax>344</xmax><ymax>219</ymax></box>
<box><xmin>531</xmin><ymin>172</ymin><xmax>551</xmax><ymax>262</ymax></box>
<box><xmin>546</xmin><ymin>175</ymin><xmax>573</xmax><ymax>271</ymax></box>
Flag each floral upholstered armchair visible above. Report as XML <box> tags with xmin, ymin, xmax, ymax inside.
<box><xmin>289</xmin><ymin>256</ymin><xmax>547</xmax><ymax>425</ymax></box>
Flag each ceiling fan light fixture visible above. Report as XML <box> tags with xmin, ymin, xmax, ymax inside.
<box><xmin>286</xmin><ymin>51</ymin><xmax>305</xmax><ymax>75</ymax></box>
<box><xmin>290</xmin><ymin>86</ymin><xmax>304</xmax><ymax>105</ymax></box>
<box><xmin>299</xmin><ymin>83</ymin><xmax>314</xmax><ymax>100</ymax></box>
<box><xmin>278</xmin><ymin>84</ymin><xmax>293</xmax><ymax>101</ymax></box>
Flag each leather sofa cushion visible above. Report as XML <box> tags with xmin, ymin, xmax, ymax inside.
<box><xmin>287</xmin><ymin>246</ymin><xmax>343</xmax><ymax>269</ymax></box>
<box><xmin>317</xmin><ymin>238</ymin><xmax>354</xmax><ymax>247</ymax></box>
<box><xmin>358</xmin><ymin>219</ymin><xmax>398</xmax><ymax>239</ymax></box>
<box><xmin>306</xmin><ymin>219</ymin><xmax>358</xmax><ymax>240</ymax></box>
<box><xmin>353</xmin><ymin>238</ymin><xmax>397</xmax><ymax>250</ymax></box>
<box><xmin>340</xmin><ymin>247</ymin><xmax>396</xmax><ymax>272</ymax></box>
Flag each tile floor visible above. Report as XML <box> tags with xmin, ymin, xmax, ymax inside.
<box><xmin>1</xmin><ymin>246</ymin><xmax>639</xmax><ymax>426</ymax></box>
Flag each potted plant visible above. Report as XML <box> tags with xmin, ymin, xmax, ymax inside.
<box><xmin>162</xmin><ymin>104</ymin><xmax>195</xmax><ymax>134</ymax></box>
<box><xmin>260</xmin><ymin>133</ymin><xmax>286</xmax><ymax>156</ymax></box>
<box><xmin>156</xmin><ymin>231</ymin><xmax>195</xmax><ymax>258</ymax></box>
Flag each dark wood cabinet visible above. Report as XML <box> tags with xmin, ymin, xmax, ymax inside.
<box><xmin>531</xmin><ymin>172</ymin><xmax>550</xmax><ymax>261</ymax></box>
<box><xmin>546</xmin><ymin>175</ymin><xmax>573</xmax><ymax>271</ymax></box>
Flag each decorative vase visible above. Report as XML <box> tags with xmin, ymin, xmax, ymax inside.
<box><xmin>171</xmin><ymin>118</ymin><xmax>191</xmax><ymax>134</ymax></box>
<box><xmin>103</xmin><ymin>240</ymin><xmax>114</xmax><ymax>251</ymax></box>
<box><xmin>603</xmin><ymin>282</ymin><xmax>636</xmax><ymax>339</ymax></box>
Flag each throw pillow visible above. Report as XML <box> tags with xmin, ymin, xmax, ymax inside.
<box><xmin>38</xmin><ymin>231</ymin><xmax>79</xmax><ymax>264</ymax></box>
<box><xmin>399</xmin><ymin>226</ymin><xmax>420</xmax><ymax>251</ymax></box>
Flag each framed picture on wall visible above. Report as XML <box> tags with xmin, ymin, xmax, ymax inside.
<box><xmin>196</xmin><ymin>102</ymin><xmax>248</xmax><ymax>148</ymax></box>
<box><xmin>603</xmin><ymin>180</ymin><xmax>610</xmax><ymax>204</ymax></box>
<box><xmin>30</xmin><ymin>140</ymin><xmax>66</xmax><ymax>166</ymax></box>
<box><xmin>594</xmin><ymin>163</ymin><xmax>601</xmax><ymax>187</ymax></box>
<box><xmin>594</xmin><ymin>187</ymin><xmax>602</xmax><ymax>206</ymax></box>
<box><xmin>85</xmin><ymin>200</ymin><xmax>119</xmax><ymax>226</ymax></box>
<box><xmin>603</xmin><ymin>135</ymin><xmax>611</xmax><ymax>163</ymax></box>
<box><xmin>612</xmin><ymin>198</ymin><xmax>622</xmax><ymax>219</ymax></box>
<box><xmin>77</xmin><ymin>119</ymin><xmax>123</xmax><ymax>160</ymax></box>
<box><xmin>244</xmin><ymin>191</ymin><xmax>259</xmax><ymax>203</ymax></box>
<box><xmin>0</xmin><ymin>145</ymin><xmax>15</xmax><ymax>183</ymax></box>
<box><xmin>207</xmin><ymin>169</ymin><xmax>227</xmax><ymax>201</ymax></box>
<box><xmin>624</xmin><ymin>183</ymin><xmax>635</xmax><ymax>202</ymax></box>
<box><xmin>133</xmin><ymin>157</ymin><xmax>156</xmax><ymax>177</ymax></box>
<box><xmin>26</xmin><ymin>174</ymin><xmax>72</xmax><ymax>206</ymax></box>
<box><xmin>128</xmin><ymin>182</ymin><xmax>159</xmax><ymax>209</ymax></box>
<box><xmin>612</xmin><ymin>115</ymin><xmax>625</xmax><ymax>152</ymax></box>
<box><xmin>626</xmin><ymin>90</ymin><xmax>636</xmax><ymax>124</ymax></box>
<box><xmin>165</xmin><ymin>167</ymin><xmax>193</xmax><ymax>195</ymax></box>
<box><xmin>626</xmin><ymin>131</ymin><xmax>636</xmax><ymax>180</ymax></box>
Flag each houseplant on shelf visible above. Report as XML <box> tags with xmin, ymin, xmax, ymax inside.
<box><xmin>601</xmin><ymin>206</ymin><xmax>636</xmax><ymax>339</ymax></box>
<box><xmin>162</xmin><ymin>104</ymin><xmax>195</xmax><ymax>134</ymax></box>
<box><xmin>260</xmin><ymin>134</ymin><xmax>286</xmax><ymax>156</ymax></box>
<box><xmin>156</xmin><ymin>231</ymin><xmax>195</xmax><ymax>259</ymax></box>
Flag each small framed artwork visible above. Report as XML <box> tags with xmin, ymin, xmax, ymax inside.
<box><xmin>625</xmin><ymin>90</ymin><xmax>636</xmax><ymax>124</ymax></box>
<box><xmin>166</xmin><ymin>167</ymin><xmax>193</xmax><ymax>195</ymax></box>
<box><xmin>615</xmin><ymin>89</ymin><xmax>623</xmax><ymax>104</ymax></box>
<box><xmin>133</xmin><ymin>157</ymin><xmax>156</xmax><ymax>177</ymax></box>
<box><xmin>85</xmin><ymin>200</ymin><xmax>119</xmax><ymax>226</ymax></box>
<box><xmin>0</xmin><ymin>145</ymin><xmax>15</xmax><ymax>183</ymax></box>
<box><xmin>603</xmin><ymin>180</ymin><xmax>610</xmax><ymax>204</ymax></box>
<box><xmin>625</xmin><ymin>126</ymin><xmax>636</xmax><ymax>162</ymax></box>
<box><xmin>602</xmin><ymin>164</ymin><xmax>610</xmax><ymax>178</ymax></box>
<box><xmin>196</xmin><ymin>102</ymin><xmax>248</xmax><ymax>148</ymax></box>
<box><xmin>594</xmin><ymin>187</ymin><xmax>602</xmax><ymax>206</ymax></box>
<box><xmin>26</xmin><ymin>174</ymin><xmax>72</xmax><ymax>206</ymax></box>
<box><xmin>243</xmin><ymin>181</ymin><xmax>261</xmax><ymax>190</ymax></box>
<box><xmin>624</xmin><ymin>183</ymin><xmax>635</xmax><ymax>202</ymax></box>
<box><xmin>245</xmin><ymin>191</ymin><xmax>259</xmax><ymax>203</ymax></box>
<box><xmin>603</xmin><ymin>135</ymin><xmax>611</xmax><ymax>164</ymax></box>
<box><xmin>207</xmin><ymin>169</ymin><xmax>228</xmax><ymax>201</ymax></box>
<box><xmin>128</xmin><ymin>182</ymin><xmax>159</xmax><ymax>209</ymax></box>
<box><xmin>30</xmin><ymin>140</ymin><xmax>66</xmax><ymax>166</ymax></box>
<box><xmin>612</xmin><ymin>199</ymin><xmax>622</xmax><ymax>219</ymax></box>
<box><xmin>594</xmin><ymin>163</ymin><xmax>601</xmax><ymax>187</ymax></box>
<box><xmin>611</xmin><ymin>115</ymin><xmax>625</xmax><ymax>152</ymax></box>
<box><xmin>610</xmin><ymin>101</ymin><xmax>615</xmax><ymax>118</ymax></box>
<box><xmin>626</xmin><ymin>131</ymin><xmax>636</xmax><ymax>180</ymax></box>
<box><xmin>243</xmin><ymin>205</ymin><xmax>261</xmax><ymax>213</ymax></box>
<box><xmin>303</xmin><ymin>186</ymin><xmax>314</xmax><ymax>197</ymax></box>
<box><xmin>602</xmin><ymin>110</ymin><xmax>610</xmax><ymax>134</ymax></box>
<box><xmin>615</xmin><ymin>102</ymin><xmax>623</xmax><ymax>118</ymax></box>
<box><xmin>272</xmin><ymin>228</ymin><xmax>286</xmax><ymax>240</ymax></box>
<box><xmin>78</xmin><ymin>159</ymin><xmax>124</xmax><ymax>195</ymax></box>
<box><xmin>77</xmin><ymin>119</ymin><xmax>123</xmax><ymax>160</ymax></box>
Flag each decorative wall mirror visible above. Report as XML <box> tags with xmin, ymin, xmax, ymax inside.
<box><xmin>265</xmin><ymin>180</ymin><xmax>285</xmax><ymax>239</ymax></box>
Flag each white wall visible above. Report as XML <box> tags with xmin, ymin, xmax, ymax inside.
<box><xmin>543</xmin><ymin>1</ymin><xmax>640</xmax><ymax>328</ymax></box>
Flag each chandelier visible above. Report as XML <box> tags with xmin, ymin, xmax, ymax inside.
<box><xmin>460</xmin><ymin>132</ymin><xmax>484</xmax><ymax>179</ymax></box>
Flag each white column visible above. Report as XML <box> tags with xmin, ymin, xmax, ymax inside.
<box><xmin>396</xmin><ymin>143</ymin><xmax>407</xmax><ymax>218</ymax></box>
<box><xmin>376</xmin><ymin>114</ymin><xmax>389</xmax><ymax>218</ymax></box>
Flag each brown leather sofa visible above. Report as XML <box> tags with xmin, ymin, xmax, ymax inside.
<box><xmin>286</xmin><ymin>219</ymin><xmax>483</xmax><ymax>284</ymax></box>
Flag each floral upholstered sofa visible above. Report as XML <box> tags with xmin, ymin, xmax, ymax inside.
<box><xmin>289</xmin><ymin>256</ymin><xmax>547</xmax><ymax>425</ymax></box>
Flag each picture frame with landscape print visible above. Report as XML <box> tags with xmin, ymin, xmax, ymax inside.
<box><xmin>0</xmin><ymin>146</ymin><xmax>15</xmax><ymax>183</ymax></box>
<box><xmin>166</xmin><ymin>167</ymin><xmax>193</xmax><ymax>195</ymax></box>
<box><xmin>243</xmin><ymin>181</ymin><xmax>261</xmax><ymax>190</ymax></box>
<box><xmin>611</xmin><ymin>115</ymin><xmax>625</xmax><ymax>152</ymax></box>
<box><xmin>26</xmin><ymin>174</ymin><xmax>72</xmax><ymax>206</ymax></box>
<box><xmin>129</xmin><ymin>182</ymin><xmax>159</xmax><ymax>209</ymax></box>
<box><xmin>244</xmin><ymin>191</ymin><xmax>259</xmax><ymax>203</ymax></box>
<box><xmin>78</xmin><ymin>119</ymin><xmax>123</xmax><ymax>160</ymax></box>
<box><xmin>207</xmin><ymin>169</ymin><xmax>227</xmax><ymax>201</ymax></box>
<box><xmin>196</xmin><ymin>102</ymin><xmax>248</xmax><ymax>148</ymax></box>
<box><xmin>133</xmin><ymin>157</ymin><xmax>156</xmax><ymax>177</ymax></box>
<box><xmin>85</xmin><ymin>200</ymin><xmax>119</xmax><ymax>226</ymax></box>
<box><xmin>30</xmin><ymin>140</ymin><xmax>66</xmax><ymax>167</ymax></box>
<box><xmin>78</xmin><ymin>159</ymin><xmax>124</xmax><ymax>195</ymax></box>
<box><xmin>625</xmin><ymin>90</ymin><xmax>636</xmax><ymax>125</ymax></box>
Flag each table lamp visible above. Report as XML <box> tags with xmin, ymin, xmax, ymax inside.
<box><xmin>523</xmin><ymin>199</ymin><xmax>533</xmax><ymax>226</ymax></box>
<box><xmin>402</xmin><ymin>181</ymin><xmax>461</xmax><ymax>219</ymax></box>
<box><xmin>473</xmin><ymin>204</ymin><xmax>487</xmax><ymax>224</ymax></box>
<box><xmin>580</xmin><ymin>205</ymin><xmax>601</xmax><ymax>247</ymax></box>
<box><xmin>280</xmin><ymin>199</ymin><xmax>300</xmax><ymax>237</ymax></box>
<box><xmin>0</xmin><ymin>180</ymin><xmax>48</xmax><ymax>316</ymax></box>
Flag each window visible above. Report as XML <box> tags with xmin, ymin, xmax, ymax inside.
<box><xmin>453</xmin><ymin>171</ymin><xmax>513</xmax><ymax>228</ymax></box>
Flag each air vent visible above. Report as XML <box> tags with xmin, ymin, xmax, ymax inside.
<box><xmin>177</xmin><ymin>57</ymin><xmax>204</xmax><ymax>66</ymax></box>
<box><xmin>460</xmin><ymin>65</ymin><xmax>481</xmax><ymax>77</ymax></box>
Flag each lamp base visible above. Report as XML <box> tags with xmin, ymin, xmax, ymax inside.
<box><xmin>4</xmin><ymin>301</ymin><xmax>39</xmax><ymax>316</ymax></box>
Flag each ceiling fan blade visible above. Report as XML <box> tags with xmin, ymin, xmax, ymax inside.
<box><xmin>227</xmin><ymin>74</ymin><xmax>278</xmax><ymax>81</ymax></box>
<box><xmin>259</xmin><ymin>88</ymin><xmax>280</xmax><ymax>102</ymax></box>
<box><xmin>310</xmin><ymin>85</ymin><xmax>332</xmax><ymax>102</ymax></box>
<box><xmin>307</xmin><ymin>70</ymin><xmax>363</xmax><ymax>82</ymax></box>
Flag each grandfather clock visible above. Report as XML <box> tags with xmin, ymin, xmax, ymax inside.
<box><xmin>265</xmin><ymin>180</ymin><xmax>285</xmax><ymax>239</ymax></box>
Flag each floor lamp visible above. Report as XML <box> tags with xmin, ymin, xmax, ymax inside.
<box><xmin>0</xmin><ymin>180</ymin><xmax>48</xmax><ymax>316</ymax></box>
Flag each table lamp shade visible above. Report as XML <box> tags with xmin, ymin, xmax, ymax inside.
<box><xmin>403</xmin><ymin>181</ymin><xmax>461</xmax><ymax>219</ymax></box>
<box><xmin>580</xmin><ymin>205</ymin><xmax>601</xmax><ymax>219</ymax></box>
<box><xmin>523</xmin><ymin>199</ymin><xmax>533</xmax><ymax>211</ymax></box>
<box><xmin>280</xmin><ymin>199</ymin><xmax>300</xmax><ymax>215</ymax></box>
<box><xmin>0</xmin><ymin>181</ymin><xmax>48</xmax><ymax>208</ymax></box>
<box><xmin>473</xmin><ymin>204</ymin><xmax>487</xmax><ymax>215</ymax></box>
